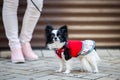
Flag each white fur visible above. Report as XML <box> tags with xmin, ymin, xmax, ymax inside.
<box><xmin>47</xmin><ymin>42</ymin><xmax>65</xmax><ymax>49</ymax></box>
<box><xmin>55</xmin><ymin>58</ymin><xmax>64</xmax><ymax>72</ymax></box>
<box><xmin>52</xmin><ymin>30</ymin><xmax>60</xmax><ymax>42</ymax></box>
<box><xmin>55</xmin><ymin>50</ymin><xmax>100</xmax><ymax>74</ymax></box>
<box><xmin>78</xmin><ymin>50</ymin><xmax>100</xmax><ymax>73</ymax></box>
<box><xmin>56</xmin><ymin>52</ymin><xmax>72</xmax><ymax>73</ymax></box>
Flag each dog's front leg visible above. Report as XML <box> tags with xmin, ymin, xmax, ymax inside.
<box><xmin>64</xmin><ymin>59</ymin><xmax>72</xmax><ymax>73</ymax></box>
<box><xmin>56</xmin><ymin>59</ymin><xmax>64</xmax><ymax>72</ymax></box>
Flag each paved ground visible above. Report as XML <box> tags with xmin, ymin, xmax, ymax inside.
<box><xmin>0</xmin><ymin>49</ymin><xmax>120</xmax><ymax>80</ymax></box>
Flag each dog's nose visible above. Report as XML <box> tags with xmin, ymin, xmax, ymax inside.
<box><xmin>54</xmin><ymin>37</ymin><xmax>57</xmax><ymax>41</ymax></box>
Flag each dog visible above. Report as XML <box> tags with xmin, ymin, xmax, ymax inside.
<box><xmin>45</xmin><ymin>25</ymin><xmax>100</xmax><ymax>73</ymax></box>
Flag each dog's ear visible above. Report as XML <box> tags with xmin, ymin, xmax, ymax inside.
<box><xmin>45</xmin><ymin>24</ymin><xmax>54</xmax><ymax>34</ymax></box>
<box><xmin>59</xmin><ymin>25</ymin><xmax>68</xmax><ymax>34</ymax></box>
<box><xmin>45</xmin><ymin>25</ymin><xmax>54</xmax><ymax>45</ymax></box>
<box><xmin>59</xmin><ymin>25</ymin><xmax>68</xmax><ymax>41</ymax></box>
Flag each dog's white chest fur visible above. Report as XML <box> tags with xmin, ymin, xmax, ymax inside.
<box><xmin>47</xmin><ymin>42</ymin><xmax>65</xmax><ymax>49</ymax></box>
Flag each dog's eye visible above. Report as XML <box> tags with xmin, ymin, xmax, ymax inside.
<box><xmin>58</xmin><ymin>35</ymin><xmax>61</xmax><ymax>37</ymax></box>
<box><xmin>51</xmin><ymin>34</ymin><xmax>55</xmax><ymax>38</ymax></box>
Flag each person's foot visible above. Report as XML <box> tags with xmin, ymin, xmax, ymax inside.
<box><xmin>22</xmin><ymin>42</ymin><xmax>38</xmax><ymax>60</ymax></box>
<box><xmin>11</xmin><ymin>47</ymin><xmax>25</xmax><ymax>63</ymax></box>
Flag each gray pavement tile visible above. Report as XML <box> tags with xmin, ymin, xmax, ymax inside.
<box><xmin>108</xmin><ymin>74</ymin><xmax>120</xmax><ymax>80</ymax></box>
<box><xmin>82</xmin><ymin>73</ymin><xmax>111</xmax><ymax>80</ymax></box>
<box><xmin>35</xmin><ymin>75</ymin><xmax>58</xmax><ymax>80</ymax></box>
<box><xmin>0</xmin><ymin>74</ymin><xmax>25</xmax><ymax>80</ymax></box>
<box><xmin>6</xmin><ymin>75</ymin><xmax>35</xmax><ymax>80</ymax></box>
<box><xmin>0</xmin><ymin>49</ymin><xmax>120</xmax><ymax>80</ymax></box>
<box><xmin>97</xmin><ymin>77</ymin><xmax>119</xmax><ymax>80</ymax></box>
<box><xmin>52</xmin><ymin>71</ymin><xmax>91</xmax><ymax>78</ymax></box>
<box><xmin>0</xmin><ymin>72</ymin><xmax>10</xmax><ymax>76</ymax></box>
<box><xmin>41</xmin><ymin>50</ymin><xmax>56</xmax><ymax>57</ymax></box>
<box><xmin>107</xmin><ymin>49</ymin><xmax>120</xmax><ymax>57</ymax></box>
<box><xmin>35</xmin><ymin>75</ymin><xmax>86</xmax><ymax>80</ymax></box>
<box><xmin>34</xmin><ymin>50</ymin><xmax>43</xmax><ymax>57</ymax></box>
<box><xmin>96</xmin><ymin>49</ymin><xmax>110</xmax><ymax>57</ymax></box>
<box><xmin>8</xmin><ymin>78</ymin><xmax>32</xmax><ymax>80</ymax></box>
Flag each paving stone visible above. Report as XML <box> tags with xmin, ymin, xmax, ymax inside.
<box><xmin>34</xmin><ymin>50</ymin><xmax>43</xmax><ymax>57</ymax></box>
<box><xmin>29</xmin><ymin>71</ymin><xmax>53</xmax><ymax>78</ymax></box>
<box><xmin>8</xmin><ymin>77</ymin><xmax>32</xmax><ymax>80</ymax></box>
<box><xmin>97</xmin><ymin>77</ymin><xmax>118</xmax><ymax>80</ymax></box>
<box><xmin>35</xmin><ymin>75</ymin><xmax>58</xmax><ymax>80</ymax></box>
<box><xmin>4</xmin><ymin>68</ymin><xmax>34</xmax><ymax>75</ymax></box>
<box><xmin>6</xmin><ymin>74</ymin><xmax>34</xmax><ymax>80</ymax></box>
<box><xmin>107</xmin><ymin>49</ymin><xmax>120</xmax><ymax>57</ymax></box>
<box><xmin>51</xmin><ymin>76</ymin><xmax>87</xmax><ymax>80</ymax></box>
<box><xmin>108</xmin><ymin>74</ymin><xmax>120</xmax><ymax>80</ymax></box>
<box><xmin>82</xmin><ymin>73</ymin><xmax>110</xmax><ymax>80</ymax></box>
<box><xmin>96</xmin><ymin>49</ymin><xmax>110</xmax><ymax>57</ymax></box>
<box><xmin>109</xmin><ymin>59</ymin><xmax>120</xmax><ymax>64</ymax></box>
<box><xmin>36</xmin><ymin>75</ymin><xmax>86</xmax><ymax>80</ymax></box>
<box><xmin>0</xmin><ymin>49</ymin><xmax>120</xmax><ymax>80</ymax></box>
<box><xmin>54</xmin><ymin>72</ymin><xmax>90</xmax><ymax>78</ymax></box>
<box><xmin>0</xmin><ymin>74</ymin><xmax>25</xmax><ymax>80</ymax></box>
<box><xmin>41</xmin><ymin>50</ymin><xmax>56</xmax><ymax>57</ymax></box>
<box><xmin>0</xmin><ymin>71</ymin><xmax>11</xmax><ymax>76</ymax></box>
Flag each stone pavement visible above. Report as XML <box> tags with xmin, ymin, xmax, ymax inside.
<box><xmin>0</xmin><ymin>49</ymin><xmax>120</xmax><ymax>80</ymax></box>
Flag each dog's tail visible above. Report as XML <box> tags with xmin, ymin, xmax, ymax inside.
<box><xmin>81</xmin><ymin>58</ymin><xmax>93</xmax><ymax>72</ymax></box>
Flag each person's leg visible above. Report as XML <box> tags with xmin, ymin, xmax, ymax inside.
<box><xmin>2</xmin><ymin>0</ymin><xmax>25</xmax><ymax>63</ymax></box>
<box><xmin>20</xmin><ymin>0</ymin><xmax>43</xmax><ymax>60</ymax></box>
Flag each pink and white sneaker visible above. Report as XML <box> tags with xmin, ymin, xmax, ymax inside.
<box><xmin>22</xmin><ymin>42</ymin><xmax>38</xmax><ymax>60</ymax></box>
<box><xmin>11</xmin><ymin>48</ymin><xmax>25</xmax><ymax>63</ymax></box>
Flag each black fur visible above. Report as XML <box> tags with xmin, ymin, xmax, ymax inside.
<box><xmin>45</xmin><ymin>25</ymin><xmax>54</xmax><ymax>44</ymax></box>
<box><xmin>64</xmin><ymin>48</ymin><xmax>72</xmax><ymax>60</ymax></box>
<box><xmin>58</xmin><ymin>25</ymin><xmax>68</xmax><ymax>42</ymax></box>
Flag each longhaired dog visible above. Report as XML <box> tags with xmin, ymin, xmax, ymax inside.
<box><xmin>45</xmin><ymin>25</ymin><xmax>100</xmax><ymax>73</ymax></box>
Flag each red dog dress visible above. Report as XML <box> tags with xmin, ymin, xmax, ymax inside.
<box><xmin>56</xmin><ymin>40</ymin><xmax>96</xmax><ymax>59</ymax></box>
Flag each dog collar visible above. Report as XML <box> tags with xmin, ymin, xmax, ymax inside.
<box><xmin>56</xmin><ymin>42</ymin><xmax>67</xmax><ymax>59</ymax></box>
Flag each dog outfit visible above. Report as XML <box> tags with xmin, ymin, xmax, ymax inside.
<box><xmin>56</xmin><ymin>40</ymin><xmax>96</xmax><ymax>59</ymax></box>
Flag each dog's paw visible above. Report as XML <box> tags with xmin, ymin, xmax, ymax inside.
<box><xmin>55</xmin><ymin>70</ymin><xmax>62</xmax><ymax>73</ymax></box>
<box><xmin>93</xmin><ymin>70</ymin><xmax>99</xmax><ymax>73</ymax></box>
<box><xmin>80</xmin><ymin>68</ymin><xmax>84</xmax><ymax>72</ymax></box>
<box><xmin>63</xmin><ymin>70</ymin><xmax>71</xmax><ymax>74</ymax></box>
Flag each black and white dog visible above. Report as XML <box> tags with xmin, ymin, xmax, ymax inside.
<box><xmin>45</xmin><ymin>25</ymin><xmax>100</xmax><ymax>73</ymax></box>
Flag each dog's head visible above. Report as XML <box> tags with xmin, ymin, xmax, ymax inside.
<box><xmin>45</xmin><ymin>25</ymin><xmax>68</xmax><ymax>49</ymax></box>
